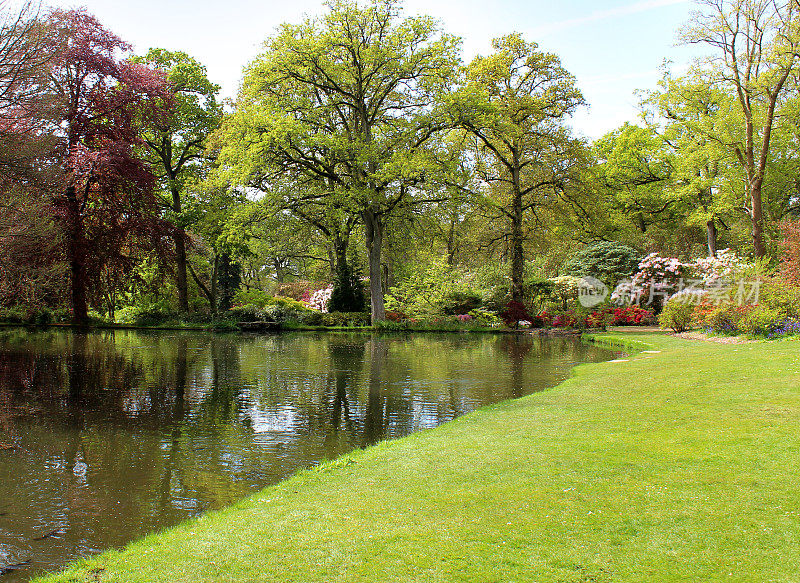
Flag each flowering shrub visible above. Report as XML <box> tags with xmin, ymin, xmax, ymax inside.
<box><xmin>275</xmin><ymin>281</ymin><xmax>321</xmax><ymax>301</ymax></box>
<box><xmin>456</xmin><ymin>314</ymin><xmax>473</xmax><ymax>323</ymax></box>
<box><xmin>633</xmin><ymin>253</ymin><xmax>687</xmax><ymax>287</ymax></box>
<box><xmin>612</xmin><ymin>253</ymin><xmax>687</xmax><ymax>308</ymax></box>
<box><xmin>695</xmin><ymin>302</ymin><xmax>752</xmax><ymax>334</ymax></box>
<box><xmin>548</xmin><ymin>275</ymin><xmax>581</xmax><ymax>309</ymax></box>
<box><xmin>549</xmin><ymin>310</ymin><xmax>601</xmax><ymax>329</ymax></box>
<box><xmin>607</xmin><ymin>306</ymin><xmax>653</xmax><ymax>325</ymax></box>
<box><xmin>692</xmin><ymin>249</ymin><xmax>749</xmax><ymax>285</ymax></box>
<box><xmin>500</xmin><ymin>300</ymin><xmax>533</xmax><ymax>328</ymax></box>
<box><xmin>767</xmin><ymin>319</ymin><xmax>800</xmax><ymax>338</ymax></box>
<box><xmin>780</xmin><ymin>219</ymin><xmax>800</xmax><ymax>286</ymax></box>
<box><xmin>385</xmin><ymin>310</ymin><xmax>406</xmax><ymax>322</ymax></box>
<box><xmin>308</xmin><ymin>287</ymin><xmax>333</xmax><ymax>313</ymax></box>
<box><xmin>583</xmin><ymin>311</ymin><xmax>607</xmax><ymax>328</ymax></box>
<box><xmin>606</xmin><ymin>306</ymin><xmax>653</xmax><ymax>326</ymax></box>
<box><xmin>541</xmin><ymin>305</ymin><xmax>652</xmax><ymax>329</ymax></box>
<box><xmin>550</xmin><ymin>311</ymin><xmax>577</xmax><ymax>328</ymax></box>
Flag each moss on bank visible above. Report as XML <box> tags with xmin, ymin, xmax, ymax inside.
<box><xmin>35</xmin><ymin>330</ymin><xmax>800</xmax><ymax>582</ymax></box>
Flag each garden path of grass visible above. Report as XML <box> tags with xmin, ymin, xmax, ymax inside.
<box><xmin>36</xmin><ymin>330</ymin><xmax>800</xmax><ymax>583</ymax></box>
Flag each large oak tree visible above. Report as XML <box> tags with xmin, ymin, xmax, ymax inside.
<box><xmin>215</xmin><ymin>0</ymin><xmax>461</xmax><ymax>320</ymax></box>
<box><xmin>454</xmin><ymin>33</ymin><xmax>585</xmax><ymax>302</ymax></box>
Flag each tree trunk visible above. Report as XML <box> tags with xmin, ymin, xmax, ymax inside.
<box><xmin>750</xmin><ymin>182</ymin><xmax>766</xmax><ymax>259</ymax></box>
<box><xmin>174</xmin><ymin>230</ymin><xmax>189</xmax><ymax>313</ymax></box>
<box><xmin>171</xmin><ymin>185</ymin><xmax>189</xmax><ymax>313</ymax></box>
<box><xmin>273</xmin><ymin>258</ymin><xmax>285</xmax><ymax>283</ymax></box>
<box><xmin>187</xmin><ymin>257</ymin><xmax>217</xmax><ymax>315</ymax></box>
<box><xmin>446</xmin><ymin>218</ymin><xmax>456</xmax><ymax>266</ymax></box>
<box><xmin>210</xmin><ymin>254</ymin><xmax>219</xmax><ymax>316</ymax></box>
<box><xmin>65</xmin><ymin>184</ymin><xmax>88</xmax><ymax>325</ymax></box>
<box><xmin>510</xmin><ymin>165</ymin><xmax>525</xmax><ymax>303</ymax></box>
<box><xmin>331</xmin><ymin>235</ymin><xmax>349</xmax><ymax>277</ymax></box>
<box><xmin>706</xmin><ymin>219</ymin><xmax>718</xmax><ymax>258</ymax></box>
<box><xmin>363</xmin><ymin>208</ymin><xmax>385</xmax><ymax>322</ymax></box>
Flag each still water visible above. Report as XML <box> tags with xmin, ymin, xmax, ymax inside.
<box><xmin>0</xmin><ymin>329</ymin><xmax>618</xmax><ymax>581</ymax></box>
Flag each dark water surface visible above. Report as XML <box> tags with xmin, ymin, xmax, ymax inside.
<box><xmin>0</xmin><ymin>329</ymin><xmax>619</xmax><ymax>581</ymax></box>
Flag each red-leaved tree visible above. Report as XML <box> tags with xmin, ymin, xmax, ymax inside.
<box><xmin>43</xmin><ymin>9</ymin><xmax>172</xmax><ymax>324</ymax></box>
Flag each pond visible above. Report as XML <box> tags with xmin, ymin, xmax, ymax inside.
<box><xmin>0</xmin><ymin>329</ymin><xmax>619</xmax><ymax>581</ymax></box>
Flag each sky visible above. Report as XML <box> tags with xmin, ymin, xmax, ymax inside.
<box><xmin>40</xmin><ymin>0</ymin><xmax>704</xmax><ymax>139</ymax></box>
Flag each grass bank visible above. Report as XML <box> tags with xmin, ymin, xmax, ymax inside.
<box><xmin>36</xmin><ymin>330</ymin><xmax>800</xmax><ymax>582</ymax></box>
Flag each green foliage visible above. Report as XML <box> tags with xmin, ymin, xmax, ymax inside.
<box><xmin>738</xmin><ymin>305</ymin><xmax>786</xmax><ymax>336</ymax></box>
<box><xmin>562</xmin><ymin>241</ymin><xmax>641</xmax><ymax>287</ymax></box>
<box><xmin>259</xmin><ymin>300</ymin><xmax>313</xmax><ymax>324</ymax></box>
<box><xmin>0</xmin><ymin>306</ymin><xmax>70</xmax><ymax>325</ymax></box>
<box><xmin>0</xmin><ymin>306</ymin><xmax>26</xmax><ymax>323</ymax></box>
<box><xmin>440</xmin><ymin>289</ymin><xmax>482</xmax><ymax>315</ymax></box>
<box><xmin>233</xmin><ymin>289</ymin><xmax>273</xmax><ymax>308</ymax></box>
<box><xmin>373</xmin><ymin>315</ymin><xmax>480</xmax><ymax>331</ymax></box>
<box><xmin>320</xmin><ymin>312</ymin><xmax>371</xmax><ymax>327</ymax></box>
<box><xmin>524</xmin><ymin>277</ymin><xmax>555</xmax><ymax>310</ymax></box>
<box><xmin>115</xmin><ymin>306</ymin><xmax>180</xmax><ymax>327</ymax></box>
<box><xmin>297</xmin><ymin>311</ymin><xmax>324</xmax><ymax>326</ymax></box>
<box><xmin>230</xmin><ymin>290</ymin><xmax>312</xmax><ymax>320</ymax></box>
<box><xmin>658</xmin><ymin>298</ymin><xmax>695</xmax><ymax>333</ymax></box>
<box><xmin>133</xmin><ymin>47</ymin><xmax>223</xmax><ymax>210</ymax></box>
<box><xmin>225</xmin><ymin>304</ymin><xmax>263</xmax><ymax>323</ymax></box>
<box><xmin>548</xmin><ymin>276</ymin><xmax>582</xmax><ymax>310</ymax></box>
<box><xmin>213</xmin><ymin>0</ymin><xmax>462</xmax><ymax>320</ymax></box>
<box><xmin>704</xmin><ymin>303</ymin><xmax>746</xmax><ymax>334</ymax></box>
<box><xmin>455</xmin><ymin>33</ymin><xmax>587</xmax><ymax>300</ymax></box>
<box><xmin>329</xmin><ymin>261</ymin><xmax>367</xmax><ymax>313</ymax></box>
<box><xmin>385</xmin><ymin>257</ymin><xmax>480</xmax><ymax>319</ymax></box>
<box><xmin>760</xmin><ymin>277</ymin><xmax>800</xmax><ymax>319</ymax></box>
<box><xmin>267</xmin><ymin>296</ymin><xmax>311</xmax><ymax>312</ymax></box>
<box><xmin>470</xmin><ymin>263</ymin><xmax>510</xmax><ymax>312</ymax></box>
<box><xmin>467</xmin><ymin>308</ymin><xmax>501</xmax><ymax>327</ymax></box>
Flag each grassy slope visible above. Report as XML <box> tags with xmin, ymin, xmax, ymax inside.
<box><xmin>37</xmin><ymin>331</ymin><xmax>800</xmax><ymax>583</ymax></box>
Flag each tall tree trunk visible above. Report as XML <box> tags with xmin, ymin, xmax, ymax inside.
<box><xmin>171</xmin><ymin>185</ymin><xmax>189</xmax><ymax>313</ymax></box>
<box><xmin>706</xmin><ymin>219</ymin><xmax>718</xmax><ymax>258</ymax></box>
<box><xmin>331</xmin><ymin>234</ymin><xmax>349</xmax><ymax>277</ymax></box>
<box><xmin>751</xmin><ymin>182</ymin><xmax>766</xmax><ymax>259</ymax></box>
<box><xmin>210</xmin><ymin>254</ymin><xmax>219</xmax><ymax>316</ymax></box>
<box><xmin>363</xmin><ymin>208</ymin><xmax>385</xmax><ymax>322</ymax></box>
<box><xmin>273</xmin><ymin>258</ymin><xmax>285</xmax><ymax>283</ymax></box>
<box><xmin>446</xmin><ymin>218</ymin><xmax>456</xmax><ymax>266</ymax></box>
<box><xmin>187</xmin><ymin>257</ymin><xmax>218</xmax><ymax>315</ymax></box>
<box><xmin>65</xmin><ymin>184</ymin><xmax>88</xmax><ymax>325</ymax></box>
<box><xmin>510</xmin><ymin>162</ymin><xmax>525</xmax><ymax>303</ymax></box>
<box><xmin>174</xmin><ymin>230</ymin><xmax>189</xmax><ymax>312</ymax></box>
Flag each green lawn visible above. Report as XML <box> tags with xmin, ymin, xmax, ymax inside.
<box><xmin>36</xmin><ymin>330</ymin><xmax>800</xmax><ymax>583</ymax></box>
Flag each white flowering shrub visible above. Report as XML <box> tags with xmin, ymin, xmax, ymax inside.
<box><xmin>308</xmin><ymin>287</ymin><xmax>333</xmax><ymax>313</ymax></box>
<box><xmin>691</xmin><ymin>249</ymin><xmax>750</xmax><ymax>285</ymax></box>
<box><xmin>612</xmin><ymin>253</ymin><xmax>688</xmax><ymax>306</ymax></box>
<box><xmin>631</xmin><ymin>253</ymin><xmax>687</xmax><ymax>287</ymax></box>
<box><xmin>548</xmin><ymin>275</ymin><xmax>581</xmax><ymax>308</ymax></box>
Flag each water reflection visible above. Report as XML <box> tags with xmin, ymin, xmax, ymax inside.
<box><xmin>0</xmin><ymin>329</ymin><xmax>618</xmax><ymax>581</ymax></box>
